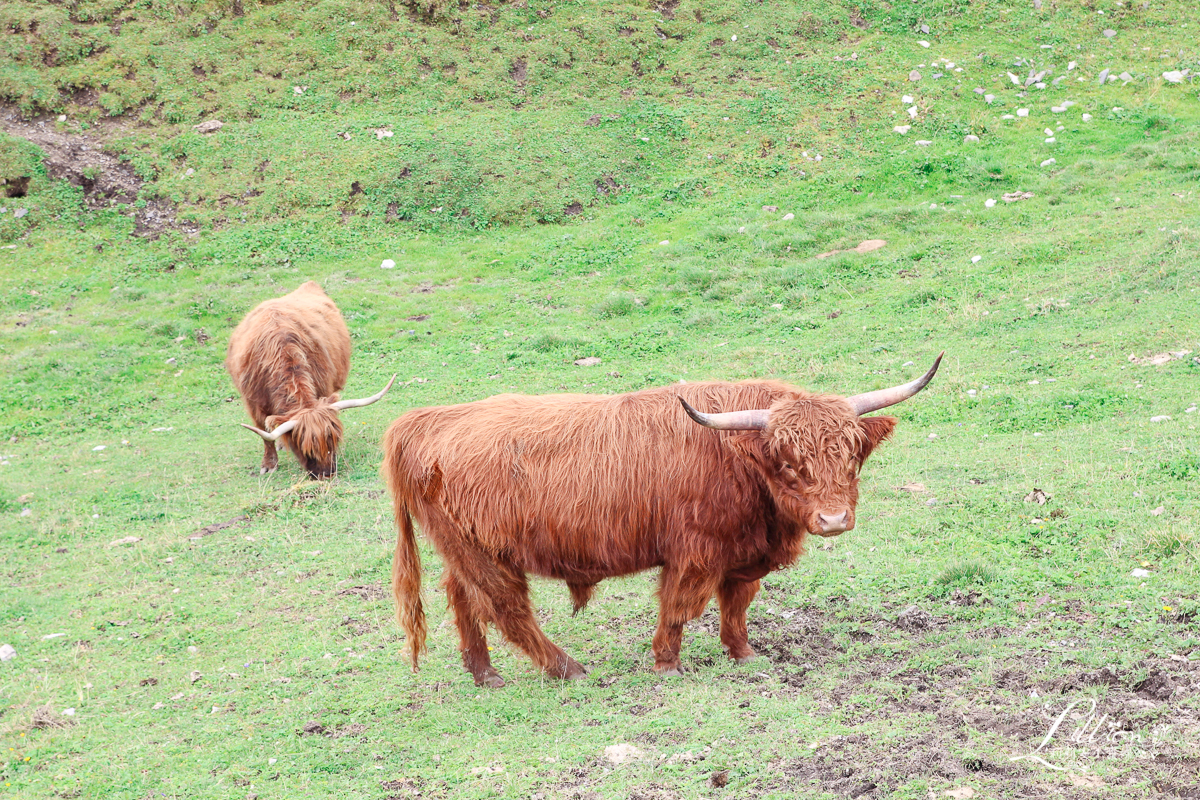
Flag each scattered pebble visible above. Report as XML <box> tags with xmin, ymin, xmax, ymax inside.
<box><xmin>971</xmin><ymin>255</ymin><xmax>982</xmax><ymax>263</ymax></box>
<box><xmin>41</xmin><ymin>633</ymin><xmax>66</xmax><ymax>640</ymax></box>
<box><xmin>92</xmin><ymin>445</ymin><xmax>106</xmax><ymax>451</ymax></box>
<box><xmin>1150</xmin><ymin>506</ymin><xmax>1165</xmax><ymax>516</ymax></box>
<box><xmin>1131</xmin><ymin>568</ymin><xmax>1151</xmax><ymax>578</ymax></box>
<box><xmin>192</xmin><ymin>120</ymin><xmax>223</xmax><ymax>134</ymax></box>
<box><xmin>907</xmin><ymin>106</ymin><xmax>919</xmax><ymax>119</ymax></box>
<box><xmin>1150</xmin><ymin>415</ymin><xmax>1171</xmax><ymax>423</ymax></box>
<box><xmin>380</xmin><ymin>259</ymin><xmax>395</xmax><ymax>269</ymax></box>
<box><xmin>374</xmin><ymin>129</ymin><xmax>393</xmax><ymax>139</ymax></box>
<box><xmin>574</xmin><ymin>357</ymin><xmax>602</xmax><ymax>367</ymax></box>
<box><xmin>1045</xmin><ymin>137</ymin><xmax>1056</xmax><ymax>143</ymax></box>
<box><xmin>782</xmin><ymin>213</ymin><xmax>794</xmax><ymax>221</ymax></box>
<box><xmin>915</xmin><ymin>140</ymin><xmax>932</xmax><ymax>146</ymax></box>
<box><xmin>1082</xmin><ymin>113</ymin><xmax>1093</xmax><ymax>122</ymax></box>
<box><xmin>1102</xmin><ymin>29</ymin><xmax>1116</xmax><ymax>38</ymax></box>
<box><xmin>984</xmin><ymin>94</ymin><xmax>995</xmax><ymax>103</ymax></box>
<box><xmin>62</xmin><ymin>708</ymin><xmax>75</xmax><ymax>716</ymax></box>
<box><xmin>19</xmin><ymin>508</ymin><xmax>31</xmax><ymax>517</ymax></box>
<box><xmin>1002</xmin><ymin>114</ymin><xmax>1016</xmax><ymax>120</ymax></box>
<box><xmin>1162</xmin><ymin>71</ymin><xmax>1184</xmax><ymax>83</ymax></box>
<box><xmin>1017</xmin><ymin>108</ymin><xmax>1030</xmax><ymax>117</ymax></box>
<box><xmin>902</xmin><ymin>94</ymin><xmax>914</xmax><ymax>104</ymax></box>
<box><xmin>1068</xmin><ymin>61</ymin><xmax>1078</xmax><ymax>71</ymax></box>
<box><xmin>893</xmin><ymin>125</ymin><xmax>912</xmax><ymax>134</ymax></box>
<box><xmin>964</xmin><ymin>135</ymin><xmax>979</xmax><ymax>143</ymax></box>
<box><xmin>909</xmin><ymin>70</ymin><xmax>922</xmax><ymax>82</ymax></box>
<box><xmin>1097</xmin><ymin>68</ymin><xmax>1110</xmax><ymax>84</ymax></box>
<box><xmin>918</xmin><ymin>40</ymin><xmax>930</xmax><ymax>48</ymax></box>
<box><xmin>984</xmin><ymin>198</ymin><xmax>996</xmax><ymax>208</ymax></box>
<box><xmin>659</xmin><ymin>240</ymin><xmax>669</xmax><ymax>246</ymax></box>
<box><xmin>1040</xmin><ymin>158</ymin><xmax>1056</xmax><ymax>167</ymax></box>
<box><xmin>14</xmin><ymin>208</ymin><xmax>28</xmax><ymax>218</ymax></box>
<box><xmin>738</xmin><ymin>226</ymin><xmax>746</xmax><ymax>233</ymax></box>
<box><xmin>108</xmin><ymin>536</ymin><xmax>141</xmax><ymax>547</ymax></box>
<box><xmin>0</xmin><ymin>644</ymin><xmax>16</xmax><ymax>661</ymax></box>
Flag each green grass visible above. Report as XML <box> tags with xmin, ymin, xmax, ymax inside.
<box><xmin>2</xmin><ymin>0</ymin><xmax>1200</xmax><ymax>797</ymax></box>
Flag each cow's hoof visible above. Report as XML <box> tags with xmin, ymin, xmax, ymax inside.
<box><xmin>259</xmin><ymin>466</ymin><xmax>277</xmax><ymax>476</ymax></box>
<box><xmin>555</xmin><ymin>656</ymin><xmax>587</xmax><ymax>680</ymax></box>
<box><xmin>474</xmin><ymin>669</ymin><xmax>506</xmax><ymax>688</ymax></box>
<box><xmin>732</xmin><ymin>651</ymin><xmax>760</xmax><ymax>665</ymax></box>
<box><xmin>655</xmin><ymin>665</ymin><xmax>685</xmax><ymax>678</ymax></box>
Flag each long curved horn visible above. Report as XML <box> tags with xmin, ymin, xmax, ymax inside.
<box><xmin>241</xmin><ymin>417</ymin><xmax>299</xmax><ymax>442</ymax></box>
<box><xmin>679</xmin><ymin>397</ymin><xmax>770</xmax><ymax>431</ymax></box>
<box><xmin>846</xmin><ymin>352</ymin><xmax>943</xmax><ymax>416</ymax></box>
<box><xmin>330</xmin><ymin>374</ymin><xmax>397</xmax><ymax>411</ymax></box>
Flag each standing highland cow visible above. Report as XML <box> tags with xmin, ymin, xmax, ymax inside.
<box><xmin>226</xmin><ymin>281</ymin><xmax>394</xmax><ymax>478</ymax></box>
<box><xmin>384</xmin><ymin>355</ymin><xmax>941</xmax><ymax>686</ymax></box>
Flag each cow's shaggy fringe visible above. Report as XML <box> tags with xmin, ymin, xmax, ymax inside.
<box><xmin>383</xmin><ymin>380</ymin><xmax>897</xmax><ymax>686</ymax></box>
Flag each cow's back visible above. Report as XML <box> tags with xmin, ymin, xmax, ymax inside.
<box><xmin>226</xmin><ymin>281</ymin><xmax>351</xmax><ymax>417</ymax></box>
<box><xmin>384</xmin><ymin>382</ymin><xmax>795</xmax><ymax>579</ymax></box>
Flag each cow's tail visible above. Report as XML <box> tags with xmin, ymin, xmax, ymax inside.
<box><xmin>384</xmin><ymin>426</ymin><xmax>427</xmax><ymax>671</ymax></box>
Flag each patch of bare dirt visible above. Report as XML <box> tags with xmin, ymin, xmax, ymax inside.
<box><xmin>0</xmin><ymin>103</ymin><xmax>197</xmax><ymax>239</ymax></box>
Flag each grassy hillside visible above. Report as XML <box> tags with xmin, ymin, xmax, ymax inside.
<box><xmin>1</xmin><ymin>0</ymin><xmax>1199</xmax><ymax>798</ymax></box>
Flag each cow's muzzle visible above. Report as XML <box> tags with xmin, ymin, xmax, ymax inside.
<box><xmin>815</xmin><ymin>510</ymin><xmax>852</xmax><ymax>536</ymax></box>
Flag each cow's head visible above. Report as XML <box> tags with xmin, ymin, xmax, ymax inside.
<box><xmin>681</xmin><ymin>355</ymin><xmax>941</xmax><ymax>537</ymax></box>
<box><xmin>241</xmin><ymin>375</ymin><xmax>396</xmax><ymax>478</ymax></box>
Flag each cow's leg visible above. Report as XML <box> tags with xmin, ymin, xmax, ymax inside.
<box><xmin>261</xmin><ymin>440</ymin><xmax>278</xmax><ymax>474</ymax></box>
<box><xmin>484</xmin><ymin>562</ymin><xmax>587</xmax><ymax>680</ymax></box>
<box><xmin>444</xmin><ymin>571</ymin><xmax>504</xmax><ymax>688</ymax></box>
<box><xmin>447</xmin><ymin>547</ymin><xmax>585</xmax><ymax>682</ymax></box>
<box><xmin>717</xmin><ymin>577</ymin><xmax>761</xmax><ymax>663</ymax></box>
<box><xmin>652</xmin><ymin>566</ymin><xmax>718</xmax><ymax>676</ymax></box>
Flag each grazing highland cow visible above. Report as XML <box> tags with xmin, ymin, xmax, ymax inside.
<box><xmin>226</xmin><ymin>281</ymin><xmax>394</xmax><ymax>478</ymax></box>
<box><xmin>384</xmin><ymin>355</ymin><xmax>941</xmax><ymax>687</ymax></box>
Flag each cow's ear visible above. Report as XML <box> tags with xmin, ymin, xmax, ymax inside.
<box><xmin>858</xmin><ymin>415</ymin><xmax>897</xmax><ymax>462</ymax></box>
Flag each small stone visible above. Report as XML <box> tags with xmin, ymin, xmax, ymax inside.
<box><xmin>918</xmin><ymin>40</ymin><xmax>930</xmax><ymax>48</ymax></box>
<box><xmin>1150</xmin><ymin>415</ymin><xmax>1170</xmax><ymax>422</ymax></box>
<box><xmin>902</xmin><ymin>94</ymin><xmax>914</xmax><ymax>104</ymax></box>
<box><xmin>380</xmin><ymin>259</ymin><xmax>395</xmax><ymax>269</ymax></box>
<box><xmin>1002</xmin><ymin>114</ymin><xmax>1016</xmax><ymax>120</ymax></box>
<box><xmin>893</xmin><ymin>125</ymin><xmax>911</xmax><ymax>134</ymax></box>
<box><xmin>1131</xmin><ymin>568</ymin><xmax>1151</xmax><ymax>578</ymax></box>
<box><xmin>1068</xmin><ymin>61</ymin><xmax>1078</xmax><ymax>71</ymax></box>
<box><xmin>1097</xmin><ymin>68</ymin><xmax>1110</xmax><ymax>84</ymax></box>
<box><xmin>184</xmin><ymin>168</ymin><xmax>195</xmax><ymax>176</ymax></box>
<box><xmin>1150</xmin><ymin>506</ymin><xmax>1164</xmax><ymax>516</ymax></box>
<box><xmin>1082</xmin><ymin>113</ymin><xmax>1093</xmax><ymax>121</ymax></box>
<box><xmin>907</xmin><ymin>105</ymin><xmax>919</xmax><ymax>118</ymax></box>
<box><xmin>1045</xmin><ymin>137</ymin><xmax>1056</xmax><ymax>143</ymax></box>
<box><xmin>13</xmin><ymin>208</ymin><xmax>27</xmax><ymax>218</ymax></box>
<box><xmin>1017</xmin><ymin>108</ymin><xmax>1030</xmax><ymax>117</ymax></box>
<box><xmin>762</xmin><ymin>205</ymin><xmax>778</xmax><ymax>212</ymax></box>
<box><xmin>782</xmin><ymin>213</ymin><xmax>794</xmax><ymax>221</ymax></box>
<box><xmin>108</xmin><ymin>536</ymin><xmax>141</xmax><ymax>547</ymax></box>
<box><xmin>1162</xmin><ymin>71</ymin><xmax>1184</xmax><ymax>83</ymax></box>
<box><xmin>1103</xmin><ymin>29</ymin><xmax>1116</xmax><ymax>38</ymax></box>
<box><xmin>574</xmin><ymin>357</ymin><xmax>602</xmax><ymax>367</ymax></box>
<box><xmin>0</xmin><ymin>644</ymin><xmax>15</xmax><ymax>661</ymax></box>
<box><xmin>1007</xmin><ymin>72</ymin><xmax>1022</xmax><ymax>85</ymax></box>
<box><xmin>920</xmin><ymin>24</ymin><xmax>930</xmax><ymax>34</ymax></box>
<box><xmin>909</xmin><ymin>70</ymin><xmax>921</xmax><ymax>82</ymax></box>
<box><xmin>898</xmin><ymin>605</ymin><xmax>934</xmax><ymax>631</ymax></box>
<box><xmin>738</xmin><ymin>226</ymin><xmax>746</xmax><ymax>233</ymax></box>
<box><xmin>1051</xmin><ymin>106</ymin><xmax>1066</xmax><ymax>113</ymax></box>
<box><xmin>659</xmin><ymin>240</ymin><xmax>669</xmax><ymax>246</ymax></box>
<box><xmin>1040</xmin><ymin>158</ymin><xmax>1056</xmax><ymax>167</ymax></box>
<box><xmin>984</xmin><ymin>199</ymin><xmax>996</xmax><ymax>208</ymax></box>
<box><xmin>984</xmin><ymin>94</ymin><xmax>995</xmax><ymax>103</ymax></box>
<box><xmin>192</xmin><ymin>120</ymin><xmax>223</xmax><ymax>134</ymax></box>
<box><xmin>374</xmin><ymin>129</ymin><xmax>393</xmax><ymax>139</ymax></box>
<box><xmin>915</xmin><ymin>140</ymin><xmax>932</xmax><ymax>146</ymax></box>
<box><xmin>19</xmin><ymin>508</ymin><xmax>31</xmax><ymax>517</ymax></box>
<box><xmin>964</xmin><ymin>134</ymin><xmax>979</xmax><ymax>143</ymax></box>
<box><xmin>57</xmin><ymin>114</ymin><xmax>66</xmax><ymax>122</ymax></box>
<box><xmin>971</xmin><ymin>255</ymin><xmax>982</xmax><ymax>263</ymax></box>
<box><xmin>604</xmin><ymin>743</ymin><xmax>646</xmax><ymax>765</ymax></box>
<box><xmin>973</xmin><ymin>87</ymin><xmax>984</xmax><ymax>95</ymax></box>
<box><xmin>1119</xmin><ymin>71</ymin><xmax>1133</xmax><ymax>82</ymax></box>
<box><xmin>93</xmin><ymin>445</ymin><xmax>106</xmax><ymax>451</ymax></box>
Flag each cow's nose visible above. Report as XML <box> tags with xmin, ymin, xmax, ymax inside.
<box><xmin>818</xmin><ymin>510</ymin><xmax>850</xmax><ymax>534</ymax></box>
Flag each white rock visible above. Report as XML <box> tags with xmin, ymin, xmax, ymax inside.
<box><xmin>918</xmin><ymin>40</ymin><xmax>930</xmax><ymax>48</ymax></box>
<box><xmin>1040</xmin><ymin>158</ymin><xmax>1056</xmax><ymax>167</ymax></box>
<box><xmin>1150</xmin><ymin>506</ymin><xmax>1164</xmax><ymax>516</ymax></box>
<box><xmin>659</xmin><ymin>240</ymin><xmax>669</xmax><ymax>246</ymax></box>
<box><xmin>915</xmin><ymin>140</ymin><xmax>932</xmax><ymax>146</ymax></box>
<box><xmin>574</xmin><ymin>357</ymin><xmax>602</xmax><ymax>367</ymax></box>
<box><xmin>927</xmin><ymin>433</ymin><xmax>938</xmax><ymax>440</ymax></box>
<box><xmin>782</xmin><ymin>213</ymin><xmax>794</xmax><ymax>221</ymax></box>
<box><xmin>967</xmin><ymin>389</ymin><xmax>977</xmax><ymax>396</ymax></box>
<box><xmin>1017</xmin><ymin>108</ymin><xmax>1030</xmax><ymax>117</ymax></box>
<box><xmin>1044</xmin><ymin>128</ymin><xmax>1054</xmax><ymax>135</ymax></box>
<box><xmin>1051</xmin><ymin>106</ymin><xmax>1066</xmax><ymax>113</ymax></box>
<box><xmin>964</xmin><ymin>135</ymin><xmax>979</xmax><ymax>143</ymax></box>
<box><xmin>1119</xmin><ymin>71</ymin><xmax>1133</xmax><ymax>82</ymax></box>
<box><xmin>92</xmin><ymin>445</ymin><xmax>106</xmax><ymax>451</ymax></box>
<box><xmin>1062</xmin><ymin>100</ymin><xmax>1076</xmax><ymax>108</ymax></box>
<box><xmin>1163</xmin><ymin>71</ymin><xmax>1184</xmax><ymax>83</ymax></box>
<box><xmin>374</xmin><ymin>129</ymin><xmax>393</xmax><ymax>139</ymax></box>
<box><xmin>108</xmin><ymin>536</ymin><xmax>141</xmax><ymax>547</ymax></box>
<box><xmin>984</xmin><ymin>94</ymin><xmax>995</xmax><ymax>103</ymax></box>
<box><xmin>1103</xmin><ymin>29</ymin><xmax>1116</xmax><ymax>38</ymax></box>
<box><xmin>984</xmin><ymin>199</ymin><xmax>996</xmax><ymax>208</ymax></box>
<box><xmin>380</xmin><ymin>259</ymin><xmax>396</xmax><ymax>269</ymax></box>
<box><xmin>41</xmin><ymin>633</ymin><xmax>66</xmax><ymax>640</ymax></box>
<box><xmin>1045</xmin><ymin>137</ymin><xmax>1056</xmax><ymax>143</ymax></box>
<box><xmin>1082</xmin><ymin>113</ymin><xmax>1093</xmax><ymax>121</ymax></box>
<box><xmin>730</xmin><ymin>35</ymin><xmax>736</xmax><ymax>41</ymax></box>
<box><xmin>1068</xmin><ymin>61</ymin><xmax>1078</xmax><ymax>71</ymax></box>
<box><xmin>907</xmin><ymin>105</ymin><xmax>919</xmax><ymax>118</ymax></box>
<box><xmin>1131</xmin><ymin>568</ymin><xmax>1151</xmax><ymax>578</ymax></box>
<box><xmin>971</xmin><ymin>255</ymin><xmax>982</xmax><ymax>263</ymax></box>
<box><xmin>902</xmin><ymin>95</ymin><xmax>914</xmax><ymax>104</ymax></box>
<box><xmin>893</xmin><ymin>125</ymin><xmax>911</xmax><ymax>134</ymax></box>
<box><xmin>1007</xmin><ymin>72</ymin><xmax>1021</xmax><ymax>85</ymax></box>
<box><xmin>605</xmin><ymin>743</ymin><xmax>647</xmax><ymax>765</ymax></box>
<box><xmin>62</xmin><ymin>708</ymin><xmax>76</xmax><ymax>716</ymax></box>
<box><xmin>1002</xmin><ymin>114</ymin><xmax>1016</xmax><ymax>120</ymax></box>
<box><xmin>1150</xmin><ymin>415</ymin><xmax>1170</xmax><ymax>422</ymax></box>
<box><xmin>909</xmin><ymin>71</ymin><xmax>921</xmax><ymax>82</ymax></box>
<box><xmin>19</xmin><ymin>508</ymin><xmax>31</xmax><ymax>517</ymax></box>
<box><xmin>0</xmin><ymin>644</ymin><xmax>15</xmax><ymax>661</ymax></box>
<box><xmin>738</xmin><ymin>226</ymin><xmax>746</xmax><ymax>233</ymax></box>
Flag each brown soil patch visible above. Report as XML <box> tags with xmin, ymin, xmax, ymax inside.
<box><xmin>0</xmin><ymin>103</ymin><xmax>196</xmax><ymax>239</ymax></box>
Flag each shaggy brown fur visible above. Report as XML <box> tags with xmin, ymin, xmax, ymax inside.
<box><xmin>225</xmin><ymin>281</ymin><xmax>352</xmax><ymax>477</ymax></box>
<box><xmin>383</xmin><ymin>380</ymin><xmax>901</xmax><ymax>687</ymax></box>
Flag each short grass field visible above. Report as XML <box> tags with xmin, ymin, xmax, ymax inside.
<box><xmin>2</xmin><ymin>0</ymin><xmax>1199</xmax><ymax>797</ymax></box>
